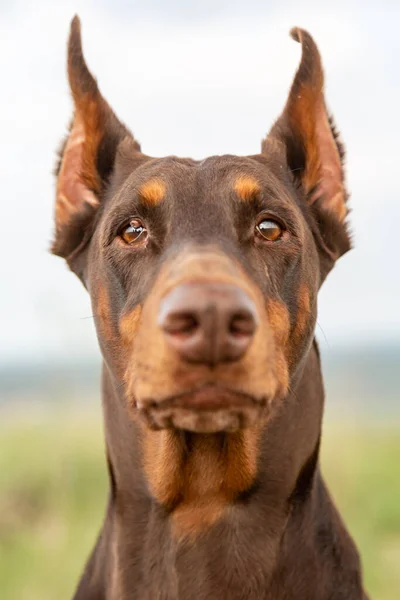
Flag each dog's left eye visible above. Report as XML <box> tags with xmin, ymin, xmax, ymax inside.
<box><xmin>256</xmin><ymin>218</ymin><xmax>283</xmax><ymax>242</ymax></box>
<box><xmin>120</xmin><ymin>218</ymin><xmax>148</xmax><ymax>245</ymax></box>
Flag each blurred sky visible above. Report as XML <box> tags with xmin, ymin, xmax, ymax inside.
<box><xmin>1</xmin><ymin>0</ymin><xmax>399</xmax><ymax>365</ymax></box>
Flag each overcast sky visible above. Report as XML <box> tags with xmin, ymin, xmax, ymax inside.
<box><xmin>1</xmin><ymin>0</ymin><xmax>399</xmax><ymax>365</ymax></box>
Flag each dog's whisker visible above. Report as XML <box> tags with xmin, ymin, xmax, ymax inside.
<box><xmin>316</xmin><ymin>321</ymin><xmax>330</xmax><ymax>349</ymax></box>
<box><xmin>288</xmin><ymin>385</ymin><xmax>301</xmax><ymax>404</ymax></box>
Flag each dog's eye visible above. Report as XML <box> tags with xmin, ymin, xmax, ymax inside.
<box><xmin>120</xmin><ymin>218</ymin><xmax>148</xmax><ymax>245</ymax></box>
<box><xmin>256</xmin><ymin>218</ymin><xmax>283</xmax><ymax>242</ymax></box>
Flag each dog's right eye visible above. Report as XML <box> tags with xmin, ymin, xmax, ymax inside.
<box><xmin>120</xmin><ymin>218</ymin><xmax>148</xmax><ymax>245</ymax></box>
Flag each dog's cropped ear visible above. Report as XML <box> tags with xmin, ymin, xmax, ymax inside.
<box><xmin>52</xmin><ymin>16</ymin><xmax>143</xmax><ymax>262</ymax></box>
<box><xmin>263</xmin><ymin>28</ymin><xmax>351</xmax><ymax>280</ymax></box>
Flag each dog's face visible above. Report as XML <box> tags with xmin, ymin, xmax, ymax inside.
<box><xmin>86</xmin><ymin>154</ymin><xmax>318</xmax><ymax>433</ymax></box>
<box><xmin>53</xmin><ymin>18</ymin><xmax>350</xmax><ymax>434</ymax></box>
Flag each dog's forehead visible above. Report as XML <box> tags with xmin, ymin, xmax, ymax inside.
<box><xmin>114</xmin><ymin>152</ymin><xmax>289</xmax><ymax>206</ymax></box>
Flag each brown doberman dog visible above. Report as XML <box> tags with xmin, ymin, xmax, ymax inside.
<box><xmin>52</xmin><ymin>16</ymin><xmax>369</xmax><ymax>600</ymax></box>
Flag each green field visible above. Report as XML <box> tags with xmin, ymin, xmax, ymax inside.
<box><xmin>0</xmin><ymin>406</ymin><xmax>399</xmax><ymax>600</ymax></box>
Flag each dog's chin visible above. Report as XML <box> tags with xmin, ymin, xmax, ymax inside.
<box><xmin>136</xmin><ymin>385</ymin><xmax>267</xmax><ymax>433</ymax></box>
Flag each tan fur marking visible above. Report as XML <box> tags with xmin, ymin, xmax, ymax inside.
<box><xmin>266</xmin><ymin>299</ymin><xmax>290</xmax><ymax>346</ymax></box>
<box><xmin>138</xmin><ymin>179</ymin><xmax>166</xmax><ymax>205</ymax></box>
<box><xmin>119</xmin><ymin>305</ymin><xmax>142</xmax><ymax>347</ymax></box>
<box><xmin>287</xmin><ymin>83</ymin><xmax>347</xmax><ymax>223</ymax></box>
<box><xmin>293</xmin><ymin>284</ymin><xmax>311</xmax><ymax>342</ymax></box>
<box><xmin>224</xmin><ymin>430</ymin><xmax>259</xmax><ymax>492</ymax></box>
<box><xmin>234</xmin><ymin>176</ymin><xmax>260</xmax><ymax>201</ymax></box>
<box><xmin>71</xmin><ymin>97</ymin><xmax>104</xmax><ymax>195</ymax></box>
<box><xmin>265</xmin><ymin>299</ymin><xmax>290</xmax><ymax>393</ymax></box>
<box><xmin>287</xmin><ymin>84</ymin><xmax>321</xmax><ymax>193</ymax></box>
<box><xmin>141</xmin><ymin>427</ymin><xmax>261</xmax><ymax>539</ymax></box>
<box><xmin>289</xmin><ymin>284</ymin><xmax>312</xmax><ymax>367</ymax></box>
<box><xmin>142</xmin><ymin>429</ymin><xmax>185</xmax><ymax>508</ymax></box>
<box><xmin>55</xmin><ymin>117</ymin><xmax>100</xmax><ymax>228</ymax></box>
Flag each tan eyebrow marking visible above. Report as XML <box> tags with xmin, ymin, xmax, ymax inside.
<box><xmin>234</xmin><ymin>175</ymin><xmax>261</xmax><ymax>201</ymax></box>
<box><xmin>138</xmin><ymin>179</ymin><xmax>166</xmax><ymax>205</ymax></box>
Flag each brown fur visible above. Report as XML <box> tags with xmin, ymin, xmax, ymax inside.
<box><xmin>96</xmin><ymin>286</ymin><xmax>115</xmax><ymax>341</ymax></box>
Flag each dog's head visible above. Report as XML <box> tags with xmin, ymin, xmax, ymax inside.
<box><xmin>53</xmin><ymin>17</ymin><xmax>350</xmax><ymax>435</ymax></box>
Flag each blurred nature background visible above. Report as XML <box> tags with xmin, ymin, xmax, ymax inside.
<box><xmin>0</xmin><ymin>0</ymin><xmax>399</xmax><ymax>598</ymax></box>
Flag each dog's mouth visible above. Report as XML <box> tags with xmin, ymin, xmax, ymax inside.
<box><xmin>137</xmin><ymin>384</ymin><xmax>267</xmax><ymax>433</ymax></box>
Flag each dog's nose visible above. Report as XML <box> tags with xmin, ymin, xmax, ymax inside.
<box><xmin>158</xmin><ymin>282</ymin><xmax>258</xmax><ymax>366</ymax></box>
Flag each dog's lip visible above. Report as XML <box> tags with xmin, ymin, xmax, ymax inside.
<box><xmin>137</xmin><ymin>384</ymin><xmax>265</xmax><ymax>412</ymax></box>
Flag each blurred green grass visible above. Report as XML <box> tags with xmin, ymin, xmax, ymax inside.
<box><xmin>0</xmin><ymin>407</ymin><xmax>399</xmax><ymax>600</ymax></box>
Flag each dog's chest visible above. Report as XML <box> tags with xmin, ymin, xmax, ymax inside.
<box><xmin>127</xmin><ymin>507</ymin><xmax>287</xmax><ymax>600</ymax></box>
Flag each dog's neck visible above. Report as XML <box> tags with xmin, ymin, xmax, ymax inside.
<box><xmin>93</xmin><ymin>341</ymin><xmax>324</xmax><ymax>597</ymax></box>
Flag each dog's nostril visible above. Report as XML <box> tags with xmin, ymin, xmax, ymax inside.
<box><xmin>229</xmin><ymin>311</ymin><xmax>256</xmax><ymax>337</ymax></box>
<box><xmin>163</xmin><ymin>312</ymin><xmax>199</xmax><ymax>336</ymax></box>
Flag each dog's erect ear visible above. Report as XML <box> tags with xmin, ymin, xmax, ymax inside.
<box><xmin>52</xmin><ymin>16</ymin><xmax>142</xmax><ymax>261</ymax></box>
<box><xmin>263</xmin><ymin>28</ymin><xmax>351</xmax><ymax>279</ymax></box>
